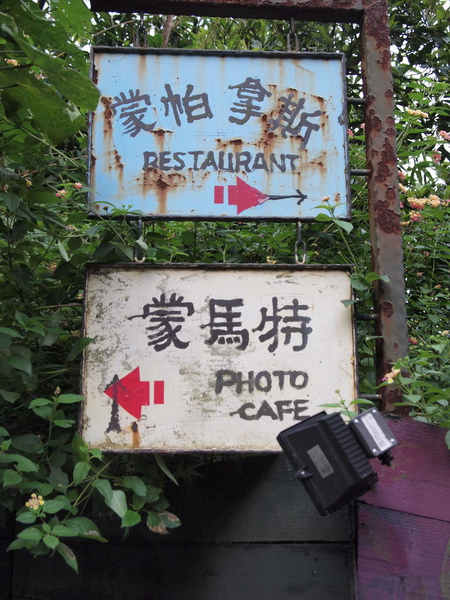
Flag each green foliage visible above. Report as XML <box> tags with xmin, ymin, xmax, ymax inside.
<box><xmin>0</xmin><ymin>0</ymin><xmax>449</xmax><ymax>573</ymax></box>
<box><xmin>382</xmin><ymin>333</ymin><xmax>450</xmax><ymax>447</ymax></box>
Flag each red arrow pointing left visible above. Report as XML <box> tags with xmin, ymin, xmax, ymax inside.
<box><xmin>104</xmin><ymin>367</ymin><xmax>149</xmax><ymax>420</ymax></box>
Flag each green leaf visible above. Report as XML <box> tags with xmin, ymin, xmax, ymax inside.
<box><xmin>146</xmin><ymin>511</ymin><xmax>167</xmax><ymax>534</ymax></box>
<box><xmin>0</xmin><ymin>327</ymin><xmax>22</xmax><ymax>338</ymax></box>
<box><xmin>67</xmin><ymin>337</ymin><xmax>93</xmax><ymax>361</ymax></box>
<box><xmin>333</xmin><ymin>219</ymin><xmax>354</xmax><ymax>233</ymax></box>
<box><xmin>121</xmin><ymin>510</ymin><xmax>141</xmax><ymax>528</ymax></box>
<box><xmin>3</xmin><ymin>469</ymin><xmax>22</xmax><ymax>487</ymax></box>
<box><xmin>53</xmin><ymin>419</ymin><xmax>75</xmax><ymax>428</ymax></box>
<box><xmin>7</xmin><ymin>538</ymin><xmax>29</xmax><ymax>551</ymax></box>
<box><xmin>65</xmin><ymin>517</ymin><xmax>106</xmax><ymax>541</ymax></box>
<box><xmin>144</xmin><ymin>487</ymin><xmax>162</xmax><ymax>504</ymax></box>
<box><xmin>341</xmin><ymin>299</ymin><xmax>357</xmax><ymax>307</ymax></box>
<box><xmin>135</xmin><ymin>236</ymin><xmax>149</xmax><ymax>252</ymax></box>
<box><xmin>403</xmin><ymin>394</ymin><xmax>422</xmax><ymax>404</ymax></box>
<box><xmin>43</xmin><ymin>535</ymin><xmax>60</xmax><ymax>550</ymax></box>
<box><xmin>11</xmin><ymin>434</ymin><xmax>43</xmax><ymax>454</ymax></box>
<box><xmin>90</xmin><ymin>448</ymin><xmax>102</xmax><ymax>460</ymax></box>
<box><xmin>349</xmin><ymin>273</ymin><xmax>367</xmax><ymax>291</ymax></box>
<box><xmin>1</xmin><ymin>192</ymin><xmax>21</xmax><ymax>213</ymax></box>
<box><xmin>29</xmin><ymin>397</ymin><xmax>52</xmax><ymax>408</ymax></box>
<box><xmin>0</xmin><ymin>454</ymin><xmax>38</xmax><ymax>472</ymax></box>
<box><xmin>1</xmin><ymin>12</ymin><xmax>98</xmax><ymax>110</ymax></box>
<box><xmin>0</xmin><ymin>389</ymin><xmax>20</xmax><ymax>403</ymax></box>
<box><xmin>123</xmin><ymin>476</ymin><xmax>147</xmax><ymax>497</ymax></box>
<box><xmin>32</xmin><ymin>406</ymin><xmax>53</xmax><ymax>420</ymax></box>
<box><xmin>160</xmin><ymin>511</ymin><xmax>181</xmax><ymax>529</ymax></box>
<box><xmin>155</xmin><ymin>455</ymin><xmax>178</xmax><ymax>486</ymax></box>
<box><xmin>48</xmin><ymin>0</ymin><xmax>93</xmax><ymax>37</ymax></box>
<box><xmin>65</xmin><ymin>517</ymin><xmax>101</xmax><ymax>535</ymax></box>
<box><xmin>314</xmin><ymin>212</ymin><xmax>332</xmax><ymax>222</ymax></box>
<box><xmin>1</xmin><ymin>68</ymin><xmax>85</xmax><ymax>144</ymax></box>
<box><xmin>71</xmin><ymin>432</ymin><xmax>89</xmax><ymax>463</ymax></box>
<box><xmin>56</xmin><ymin>542</ymin><xmax>78</xmax><ymax>573</ymax></box>
<box><xmin>43</xmin><ymin>496</ymin><xmax>71</xmax><ymax>514</ymax></box>
<box><xmin>93</xmin><ymin>479</ymin><xmax>128</xmax><ymax>518</ymax></box>
<box><xmin>57</xmin><ymin>394</ymin><xmax>84</xmax><ymax>404</ymax></box>
<box><xmin>57</xmin><ymin>240</ymin><xmax>69</xmax><ymax>262</ymax></box>
<box><xmin>17</xmin><ymin>527</ymin><xmax>43</xmax><ymax>541</ymax></box>
<box><xmin>0</xmin><ymin>426</ymin><xmax>9</xmax><ymax>437</ymax></box>
<box><xmin>16</xmin><ymin>511</ymin><xmax>37</xmax><ymax>524</ymax></box>
<box><xmin>51</xmin><ymin>525</ymin><xmax>79</xmax><ymax>537</ymax></box>
<box><xmin>38</xmin><ymin>483</ymin><xmax>53</xmax><ymax>496</ymax></box>
<box><xmin>151</xmin><ymin>497</ymin><xmax>170</xmax><ymax>512</ymax></box>
<box><xmin>6</xmin><ymin>354</ymin><xmax>32</xmax><ymax>375</ymax></box>
<box><xmin>73</xmin><ymin>461</ymin><xmax>90</xmax><ymax>485</ymax></box>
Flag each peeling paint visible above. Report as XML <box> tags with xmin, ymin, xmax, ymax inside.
<box><xmin>89</xmin><ymin>49</ymin><xmax>349</xmax><ymax>219</ymax></box>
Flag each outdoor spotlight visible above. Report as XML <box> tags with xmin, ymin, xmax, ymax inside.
<box><xmin>277</xmin><ymin>407</ymin><xmax>398</xmax><ymax>516</ymax></box>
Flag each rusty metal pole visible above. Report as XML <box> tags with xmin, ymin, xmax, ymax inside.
<box><xmin>360</xmin><ymin>0</ymin><xmax>409</xmax><ymax>414</ymax></box>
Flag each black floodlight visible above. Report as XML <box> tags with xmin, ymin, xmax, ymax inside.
<box><xmin>277</xmin><ymin>408</ymin><xmax>398</xmax><ymax>516</ymax></box>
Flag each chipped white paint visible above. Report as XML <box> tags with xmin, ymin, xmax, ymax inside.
<box><xmin>81</xmin><ymin>265</ymin><xmax>356</xmax><ymax>451</ymax></box>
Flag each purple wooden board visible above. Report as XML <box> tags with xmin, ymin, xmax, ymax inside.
<box><xmin>361</xmin><ymin>417</ymin><xmax>450</xmax><ymax>522</ymax></box>
<box><xmin>357</xmin><ymin>504</ymin><xmax>450</xmax><ymax>600</ymax></box>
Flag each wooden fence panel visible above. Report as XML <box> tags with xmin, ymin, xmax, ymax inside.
<box><xmin>11</xmin><ymin>542</ymin><xmax>355</xmax><ymax>600</ymax></box>
<box><xmin>7</xmin><ymin>455</ymin><xmax>355</xmax><ymax>599</ymax></box>
<box><xmin>357</xmin><ymin>417</ymin><xmax>450</xmax><ymax>600</ymax></box>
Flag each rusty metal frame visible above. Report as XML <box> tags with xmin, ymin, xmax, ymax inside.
<box><xmin>89</xmin><ymin>0</ymin><xmax>409</xmax><ymax>414</ymax></box>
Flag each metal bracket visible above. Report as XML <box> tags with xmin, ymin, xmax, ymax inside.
<box><xmin>134</xmin><ymin>12</ymin><xmax>148</xmax><ymax>47</ymax></box>
<box><xmin>294</xmin><ymin>221</ymin><xmax>307</xmax><ymax>264</ymax></box>
<box><xmin>287</xmin><ymin>16</ymin><xmax>299</xmax><ymax>52</ymax></box>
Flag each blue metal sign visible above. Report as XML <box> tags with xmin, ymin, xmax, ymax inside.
<box><xmin>88</xmin><ymin>48</ymin><xmax>349</xmax><ymax>220</ymax></box>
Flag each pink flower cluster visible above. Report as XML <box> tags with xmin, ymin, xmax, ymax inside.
<box><xmin>438</xmin><ymin>130</ymin><xmax>450</xmax><ymax>141</ymax></box>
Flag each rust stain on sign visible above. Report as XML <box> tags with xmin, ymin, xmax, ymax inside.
<box><xmin>129</xmin><ymin>422</ymin><xmax>141</xmax><ymax>449</ymax></box>
<box><xmin>88</xmin><ymin>48</ymin><xmax>349</xmax><ymax>220</ymax></box>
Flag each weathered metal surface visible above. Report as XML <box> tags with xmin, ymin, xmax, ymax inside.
<box><xmin>80</xmin><ymin>264</ymin><xmax>356</xmax><ymax>452</ymax></box>
<box><xmin>90</xmin><ymin>0</ymin><xmax>365</xmax><ymax>22</ymax></box>
<box><xmin>89</xmin><ymin>48</ymin><xmax>349</xmax><ymax>220</ymax></box>
<box><xmin>360</xmin><ymin>0</ymin><xmax>409</xmax><ymax>413</ymax></box>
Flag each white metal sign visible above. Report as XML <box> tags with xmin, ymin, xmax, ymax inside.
<box><xmin>88</xmin><ymin>48</ymin><xmax>349</xmax><ymax>220</ymax></box>
<box><xmin>81</xmin><ymin>265</ymin><xmax>356</xmax><ymax>452</ymax></box>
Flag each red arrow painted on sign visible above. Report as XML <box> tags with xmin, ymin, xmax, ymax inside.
<box><xmin>104</xmin><ymin>367</ymin><xmax>150</xmax><ymax>420</ymax></box>
<box><xmin>228</xmin><ymin>177</ymin><xmax>269</xmax><ymax>214</ymax></box>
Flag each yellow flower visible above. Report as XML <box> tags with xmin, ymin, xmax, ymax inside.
<box><xmin>26</xmin><ymin>493</ymin><xmax>44</xmax><ymax>510</ymax></box>
<box><xmin>405</xmin><ymin>108</ymin><xmax>429</xmax><ymax>118</ymax></box>
<box><xmin>382</xmin><ymin>368</ymin><xmax>400</xmax><ymax>383</ymax></box>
